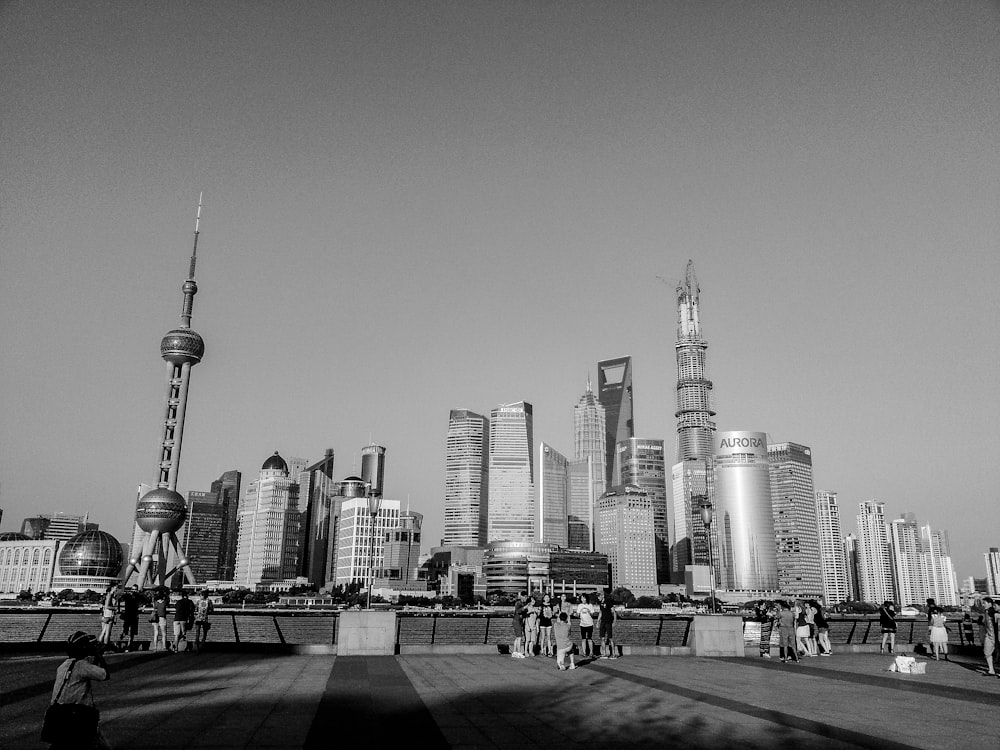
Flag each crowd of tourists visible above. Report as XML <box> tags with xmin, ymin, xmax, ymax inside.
<box><xmin>95</xmin><ymin>583</ymin><xmax>214</xmax><ymax>654</ymax></box>
<box><xmin>508</xmin><ymin>590</ymin><xmax>620</xmax><ymax>669</ymax></box>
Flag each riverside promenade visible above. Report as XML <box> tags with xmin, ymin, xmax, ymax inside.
<box><xmin>2</xmin><ymin>649</ymin><xmax>996</xmax><ymax>749</ymax></box>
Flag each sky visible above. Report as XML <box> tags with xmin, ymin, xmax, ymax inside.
<box><xmin>1</xmin><ymin>1</ymin><xmax>997</xmax><ymax>581</ymax></box>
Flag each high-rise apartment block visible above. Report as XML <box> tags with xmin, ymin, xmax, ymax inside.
<box><xmin>768</xmin><ymin>442</ymin><xmax>823</xmax><ymax>599</ymax></box>
<box><xmin>815</xmin><ymin>491</ymin><xmax>850</xmax><ymax>605</ymax></box>
<box><xmin>234</xmin><ymin>452</ymin><xmax>302</xmax><ymax>587</ymax></box>
<box><xmin>596</xmin><ymin>485</ymin><xmax>657</xmax><ymax>595</ymax></box>
<box><xmin>597</xmin><ymin>357</ymin><xmax>633</xmax><ymax>486</ymax></box>
<box><xmin>986</xmin><ymin>548</ymin><xmax>1000</xmax><ymax>596</ymax></box>
<box><xmin>856</xmin><ymin>500</ymin><xmax>893</xmax><ymax>604</ymax></box>
<box><xmin>444</xmin><ymin>409</ymin><xmax>489</xmax><ymax>547</ymax></box>
<box><xmin>712</xmin><ymin>431</ymin><xmax>777</xmax><ymax>591</ymax></box>
<box><xmin>920</xmin><ymin>524</ymin><xmax>958</xmax><ymax>607</ymax></box>
<box><xmin>538</xmin><ymin>443</ymin><xmax>569</xmax><ymax>547</ymax></box>
<box><xmin>618</xmin><ymin>438</ymin><xmax>669</xmax><ymax>583</ymax></box>
<box><xmin>889</xmin><ymin>514</ymin><xmax>924</xmax><ymax>606</ymax></box>
<box><xmin>487</xmin><ymin>401</ymin><xmax>534</xmax><ymax>544</ymax></box>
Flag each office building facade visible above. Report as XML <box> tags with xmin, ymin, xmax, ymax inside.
<box><xmin>332</xmin><ymin>497</ymin><xmax>401</xmax><ymax>586</ymax></box>
<box><xmin>986</xmin><ymin>548</ymin><xmax>1000</xmax><ymax>596</ymax></box>
<box><xmin>618</xmin><ymin>437</ymin><xmax>669</xmax><ymax>583</ymax></box>
<box><xmin>674</xmin><ymin>261</ymin><xmax>716</xmax><ymax>464</ymax></box>
<box><xmin>597</xmin><ymin>357</ymin><xmax>633</xmax><ymax>486</ymax></box>
<box><xmin>444</xmin><ymin>409</ymin><xmax>489</xmax><ymax>547</ymax></box>
<box><xmin>712</xmin><ymin>431</ymin><xmax>778</xmax><ymax>591</ymax></box>
<box><xmin>298</xmin><ymin>450</ymin><xmax>337</xmax><ymax>586</ymax></box>
<box><xmin>234</xmin><ymin>452</ymin><xmax>302</xmax><ymax>587</ymax></box>
<box><xmin>538</xmin><ymin>443</ymin><xmax>569</xmax><ymax>546</ymax></box>
<box><xmin>597</xmin><ymin>485</ymin><xmax>657</xmax><ymax>595</ymax></box>
<box><xmin>767</xmin><ymin>442</ymin><xmax>823</xmax><ymax>599</ymax></box>
<box><xmin>487</xmin><ymin>401</ymin><xmax>534</xmax><ymax>543</ymax></box>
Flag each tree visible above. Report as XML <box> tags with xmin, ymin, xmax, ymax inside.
<box><xmin>634</xmin><ymin>596</ymin><xmax>661</xmax><ymax>609</ymax></box>
<box><xmin>610</xmin><ymin>587</ymin><xmax>635</xmax><ymax>606</ymax></box>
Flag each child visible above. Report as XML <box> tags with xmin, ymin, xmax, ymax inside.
<box><xmin>554</xmin><ymin>611</ymin><xmax>576</xmax><ymax>670</ymax></box>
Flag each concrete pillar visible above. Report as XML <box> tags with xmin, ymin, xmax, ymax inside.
<box><xmin>690</xmin><ymin>615</ymin><xmax>744</xmax><ymax>657</ymax></box>
<box><xmin>337</xmin><ymin>611</ymin><xmax>397</xmax><ymax>655</ymax></box>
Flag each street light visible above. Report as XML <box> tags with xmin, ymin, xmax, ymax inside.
<box><xmin>365</xmin><ymin>483</ymin><xmax>383</xmax><ymax>610</ymax></box>
<box><xmin>699</xmin><ymin>499</ymin><xmax>716</xmax><ymax>614</ymax></box>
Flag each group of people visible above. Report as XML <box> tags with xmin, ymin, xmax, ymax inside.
<box><xmin>510</xmin><ymin>590</ymin><xmax>619</xmax><ymax>669</ymax></box>
<box><xmin>96</xmin><ymin>584</ymin><xmax>214</xmax><ymax>653</ymax></box>
<box><xmin>760</xmin><ymin>599</ymin><xmax>832</xmax><ymax>663</ymax></box>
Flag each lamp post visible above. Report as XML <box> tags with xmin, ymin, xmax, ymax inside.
<box><xmin>699</xmin><ymin>499</ymin><xmax>716</xmax><ymax>614</ymax></box>
<box><xmin>365</xmin><ymin>483</ymin><xmax>383</xmax><ymax>610</ymax></box>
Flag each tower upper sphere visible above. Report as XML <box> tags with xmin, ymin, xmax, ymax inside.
<box><xmin>160</xmin><ymin>328</ymin><xmax>205</xmax><ymax>364</ymax></box>
<box><xmin>135</xmin><ymin>487</ymin><xmax>187</xmax><ymax>533</ymax></box>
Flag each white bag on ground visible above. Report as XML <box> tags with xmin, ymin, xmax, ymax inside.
<box><xmin>888</xmin><ymin>655</ymin><xmax>926</xmax><ymax>674</ymax></box>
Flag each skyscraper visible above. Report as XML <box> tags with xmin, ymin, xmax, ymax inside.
<box><xmin>125</xmin><ymin>199</ymin><xmax>205</xmax><ymax>589</ymax></box>
<box><xmin>674</xmin><ymin>261</ymin><xmax>716</xmax><ymax>464</ymax></box>
<box><xmin>234</xmin><ymin>452</ymin><xmax>302</xmax><ymax>586</ymax></box>
<box><xmin>889</xmin><ymin>514</ymin><xmax>925</xmax><ymax>606</ymax></box>
<box><xmin>211</xmin><ymin>470</ymin><xmax>242</xmax><ymax>581</ymax></box>
<box><xmin>920</xmin><ymin>524</ymin><xmax>958</xmax><ymax>607</ymax></box>
<box><xmin>985</xmin><ymin>548</ymin><xmax>1000</xmax><ymax>596</ymax></box>
<box><xmin>856</xmin><ymin>500</ymin><xmax>893</xmax><ymax>604</ymax></box>
<box><xmin>538</xmin><ymin>443</ymin><xmax>569</xmax><ymax>546</ymax></box>
<box><xmin>444</xmin><ymin>409</ymin><xmax>489</xmax><ymax>547</ymax></box>
<box><xmin>298</xmin><ymin>450</ymin><xmax>336</xmax><ymax>586</ymax></box>
<box><xmin>815</xmin><ymin>491</ymin><xmax>850</xmax><ymax>605</ymax></box>
<box><xmin>618</xmin><ymin>438</ymin><xmax>669</xmax><ymax>583</ymax></box>
<box><xmin>712</xmin><ymin>431</ymin><xmax>778</xmax><ymax>591</ymax></box>
<box><xmin>597</xmin><ymin>357</ymin><xmax>633</xmax><ymax>486</ymax></box>
<box><xmin>361</xmin><ymin>444</ymin><xmax>386</xmax><ymax>497</ymax></box>
<box><xmin>333</xmin><ymin>497</ymin><xmax>401</xmax><ymax>586</ymax></box>
<box><xmin>487</xmin><ymin>401</ymin><xmax>534</xmax><ymax>544</ymax></box>
<box><xmin>670</xmin><ymin>261</ymin><xmax>717</xmax><ymax>584</ymax></box>
<box><xmin>597</xmin><ymin>485</ymin><xmax>657</xmax><ymax>595</ymax></box>
<box><xmin>181</xmin><ymin>491</ymin><xmax>224</xmax><ymax>582</ymax></box>
<box><xmin>377</xmin><ymin>509</ymin><xmax>422</xmax><ymax>587</ymax></box>
<box><xmin>768</xmin><ymin>442</ymin><xmax>823</xmax><ymax>599</ymax></box>
<box><xmin>568</xmin><ymin>380</ymin><xmax>606</xmax><ymax>551</ymax></box>
<box><xmin>843</xmin><ymin>532</ymin><xmax>861</xmax><ymax>601</ymax></box>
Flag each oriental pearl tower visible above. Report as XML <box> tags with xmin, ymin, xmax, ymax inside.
<box><xmin>124</xmin><ymin>197</ymin><xmax>206</xmax><ymax>589</ymax></box>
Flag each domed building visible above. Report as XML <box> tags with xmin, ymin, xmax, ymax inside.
<box><xmin>51</xmin><ymin>530</ymin><xmax>125</xmax><ymax>593</ymax></box>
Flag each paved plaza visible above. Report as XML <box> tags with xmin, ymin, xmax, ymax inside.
<box><xmin>2</xmin><ymin>648</ymin><xmax>996</xmax><ymax>749</ymax></box>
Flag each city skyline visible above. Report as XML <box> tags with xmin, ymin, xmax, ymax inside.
<box><xmin>1</xmin><ymin>3</ymin><xmax>997</xmax><ymax>581</ymax></box>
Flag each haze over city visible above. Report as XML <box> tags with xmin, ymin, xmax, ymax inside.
<box><xmin>1</xmin><ymin>2</ymin><xmax>997</xmax><ymax>580</ymax></box>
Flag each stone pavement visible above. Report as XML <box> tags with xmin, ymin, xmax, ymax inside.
<box><xmin>2</xmin><ymin>648</ymin><xmax>996</xmax><ymax>749</ymax></box>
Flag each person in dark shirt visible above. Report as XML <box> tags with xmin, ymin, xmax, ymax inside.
<box><xmin>118</xmin><ymin>586</ymin><xmax>141</xmax><ymax>652</ymax></box>
<box><xmin>597</xmin><ymin>591</ymin><xmax>618</xmax><ymax>659</ymax></box>
<box><xmin>172</xmin><ymin>591</ymin><xmax>194</xmax><ymax>653</ymax></box>
<box><xmin>879</xmin><ymin>601</ymin><xmax>897</xmax><ymax>654</ymax></box>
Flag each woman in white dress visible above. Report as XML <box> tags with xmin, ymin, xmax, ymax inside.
<box><xmin>929</xmin><ymin>607</ymin><xmax>949</xmax><ymax>661</ymax></box>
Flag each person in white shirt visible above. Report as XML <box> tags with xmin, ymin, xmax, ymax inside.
<box><xmin>576</xmin><ymin>595</ymin><xmax>597</xmax><ymax>657</ymax></box>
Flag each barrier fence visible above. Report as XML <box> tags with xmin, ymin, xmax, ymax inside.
<box><xmin>0</xmin><ymin>608</ymin><xmax>982</xmax><ymax>650</ymax></box>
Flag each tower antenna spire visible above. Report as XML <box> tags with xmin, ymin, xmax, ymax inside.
<box><xmin>180</xmin><ymin>193</ymin><xmax>202</xmax><ymax>328</ymax></box>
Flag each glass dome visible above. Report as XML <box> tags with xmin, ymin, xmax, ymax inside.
<box><xmin>0</xmin><ymin>531</ymin><xmax>29</xmax><ymax>541</ymax></box>
<box><xmin>57</xmin><ymin>530</ymin><xmax>123</xmax><ymax>577</ymax></box>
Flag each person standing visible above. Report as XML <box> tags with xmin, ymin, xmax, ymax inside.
<box><xmin>597</xmin><ymin>591</ymin><xmax>618</xmax><ymax>659</ymax></box>
<box><xmin>45</xmin><ymin>631</ymin><xmax>112</xmax><ymax>749</ymax></box>
<box><xmin>117</xmin><ymin>586</ymin><xmax>141</xmax><ymax>652</ymax></box>
<box><xmin>97</xmin><ymin>585</ymin><xmax>118</xmax><ymax>647</ymax></box>
<box><xmin>538</xmin><ymin>594</ymin><xmax>554</xmax><ymax>657</ymax></box>
<box><xmin>756</xmin><ymin>602</ymin><xmax>775</xmax><ymax>658</ymax></box>
<box><xmin>576</xmin><ymin>595</ymin><xmax>597</xmax><ymax>658</ymax></box>
<box><xmin>794</xmin><ymin>602</ymin><xmax>815</xmax><ymax>657</ymax></box>
<box><xmin>511</xmin><ymin>591</ymin><xmax>527</xmax><ymax>659</ymax></box>
<box><xmin>523</xmin><ymin>597</ymin><xmax>540</xmax><ymax>656</ymax></box>
<box><xmin>812</xmin><ymin>601</ymin><xmax>832</xmax><ymax>656</ymax></box>
<box><xmin>553</xmin><ymin>611</ymin><xmax>577</xmax><ymax>670</ymax></box>
<box><xmin>776</xmin><ymin>601</ymin><xmax>799</xmax><ymax>663</ymax></box>
<box><xmin>928</xmin><ymin>607</ymin><xmax>949</xmax><ymax>661</ymax></box>
<box><xmin>150</xmin><ymin>590</ymin><xmax>168</xmax><ymax>652</ymax></box>
<box><xmin>172</xmin><ymin>590</ymin><xmax>194</xmax><ymax>652</ymax></box>
<box><xmin>978</xmin><ymin>597</ymin><xmax>998</xmax><ymax>676</ymax></box>
<box><xmin>193</xmin><ymin>590</ymin><xmax>214</xmax><ymax>653</ymax></box>
<box><xmin>878</xmin><ymin>601</ymin><xmax>897</xmax><ymax>655</ymax></box>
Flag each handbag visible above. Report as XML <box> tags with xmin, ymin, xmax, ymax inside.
<box><xmin>149</xmin><ymin>611</ymin><xmax>159</xmax><ymax>623</ymax></box>
<box><xmin>40</xmin><ymin>660</ymin><xmax>100</xmax><ymax>743</ymax></box>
